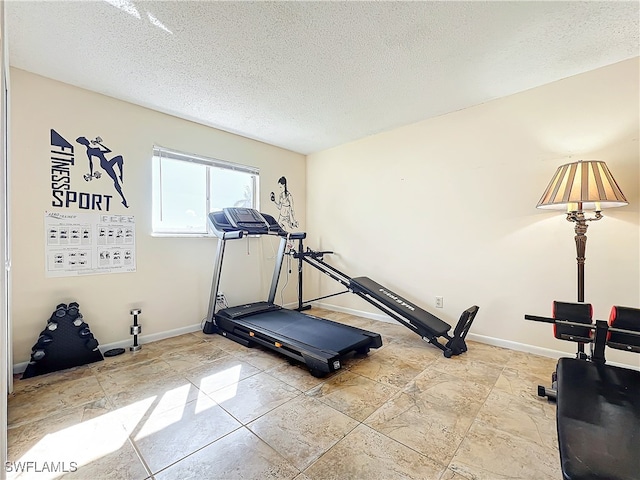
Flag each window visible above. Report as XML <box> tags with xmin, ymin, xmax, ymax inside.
<box><xmin>152</xmin><ymin>146</ymin><xmax>259</xmax><ymax>235</ymax></box>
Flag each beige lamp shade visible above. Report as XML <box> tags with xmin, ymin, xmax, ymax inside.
<box><xmin>537</xmin><ymin>160</ymin><xmax>628</xmax><ymax>211</ymax></box>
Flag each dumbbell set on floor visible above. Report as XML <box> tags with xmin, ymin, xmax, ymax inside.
<box><xmin>32</xmin><ymin>302</ymin><xmax>95</xmax><ymax>362</ymax></box>
<box><xmin>23</xmin><ymin>301</ymin><xmax>104</xmax><ymax>379</ymax></box>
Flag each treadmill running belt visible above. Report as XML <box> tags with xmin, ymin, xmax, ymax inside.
<box><xmin>236</xmin><ymin>309</ymin><xmax>373</xmax><ymax>353</ymax></box>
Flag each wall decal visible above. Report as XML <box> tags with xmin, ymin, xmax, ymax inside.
<box><xmin>270</xmin><ymin>176</ymin><xmax>299</xmax><ymax>229</ymax></box>
<box><xmin>45</xmin><ymin>211</ymin><xmax>136</xmax><ymax>277</ymax></box>
<box><xmin>76</xmin><ymin>136</ymin><xmax>128</xmax><ymax>208</ymax></box>
<box><xmin>50</xmin><ymin>129</ymin><xmax>128</xmax><ymax>211</ymax></box>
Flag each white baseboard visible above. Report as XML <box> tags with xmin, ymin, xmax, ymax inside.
<box><xmin>14</xmin><ymin>304</ymin><xmax>638</xmax><ymax>374</ymax></box>
<box><xmin>312</xmin><ymin>302</ymin><xmax>639</xmax><ymax>371</ymax></box>
<box><xmin>13</xmin><ymin>322</ymin><xmax>203</xmax><ymax>374</ymax></box>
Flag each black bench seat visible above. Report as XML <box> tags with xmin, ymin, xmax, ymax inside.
<box><xmin>556</xmin><ymin>357</ymin><xmax>640</xmax><ymax>480</ymax></box>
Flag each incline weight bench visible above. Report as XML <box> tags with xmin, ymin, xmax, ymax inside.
<box><xmin>350</xmin><ymin>277</ymin><xmax>478</xmax><ymax>357</ymax></box>
<box><xmin>292</xmin><ymin>243</ymin><xmax>479</xmax><ymax>358</ymax></box>
<box><xmin>526</xmin><ymin>304</ymin><xmax>640</xmax><ymax>480</ymax></box>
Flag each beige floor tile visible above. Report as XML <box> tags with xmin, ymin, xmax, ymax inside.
<box><xmin>439</xmin><ymin>469</ymin><xmax>468</xmax><ymax>479</ymax></box>
<box><xmin>364</xmin><ymin>319</ymin><xmax>417</xmax><ymax>341</ymax></box>
<box><xmin>89</xmin><ymin>348</ymin><xmax>161</xmax><ymax>374</ymax></box>
<box><xmin>386</xmin><ymin>331</ymin><xmax>446</xmax><ymax>352</ymax></box>
<box><xmin>364</xmin><ymin>391</ymin><xmax>477</xmax><ymax>465</ymax></box>
<box><xmin>154</xmin><ymin>427</ymin><xmax>299</xmax><ymax>480</ymax></box>
<box><xmin>106</xmin><ymin>373</ymin><xmax>202</xmax><ymax>412</ymax></box>
<box><xmin>133</xmin><ymin>394</ymin><xmax>241</xmax><ymax>473</ymax></box>
<box><xmin>8</xmin><ymin>398</ymin><xmax>142</xmax><ymax>480</ymax></box>
<box><xmin>430</xmin><ymin>357</ymin><xmax>504</xmax><ymax>387</ymax></box>
<box><xmin>6</xmin><ymin>313</ymin><xmax>569</xmax><ymax>480</ymax></box>
<box><xmin>159</xmin><ymin>342</ymin><xmax>229</xmax><ymax>372</ymax></box>
<box><xmin>190</xmin><ymin>329</ymin><xmax>213</xmax><ymax>340</ymax></box>
<box><xmin>306</xmin><ymin>370</ymin><xmax>397</xmax><ymax>421</ymax></box>
<box><xmin>8</xmin><ymin>398</ymin><xmax>112</xmax><ymax>463</ymax></box>
<box><xmin>15</xmin><ymin>365</ymin><xmax>95</xmax><ymax>393</ymax></box>
<box><xmin>231</xmin><ymin>345</ymin><xmax>290</xmax><ymax>370</ymax></box>
<box><xmin>6</xmin><ymin>427</ymin><xmax>24</xmax><ymax>462</ymax></box>
<box><xmin>348</xmin><ymin>345</ymin><xmax>430</xmax><ymax>388</ymax></box>
<box><xmin>184</xmin><ymin>356</ymin><xmax>261</xmax><ymax>395</ymax></box>
<box><xmin>463</xmin><ymin>340</ymin><xmax>514</xmax><ymax>366</ymax></box>
<box><xmin>96</xmin><ymin>358</ymin><xmax>173</xmax><ymax>395</ymax></box>
<box><xmin>493</xmin><ymin>366</ymin><xmax>552</xmax><ymax>401</ymax></box>
<box><xmin>8</xmin><ymin>375</ymin><xmax>106</xmax><ymax>428</ymax></box>
<box><xmin>265</xmin><ymin>362</ymin><xmax>328</xmax><ymax>391</ymax></box>
<box><xmin>507</xmin><ymin>350</ymin><xmax>558</xmax><ymax>379</ymax></box>
<box><xmin>142</xmin><ymin>333</ymin><xmax>206</xmax><ymax>354</ymax></box>
<box><xmin>248</xmin><ymin>394</ymin><xmax>358</xmax><ymax>470</ymax></box>
<box><xmin>384</xmin><ymin>338</ymin><xmax>443</xmax><ymax>363</ymax></box>
<box><xmin>474</xmin><ymin>389</ymin><xmax>557</xmax><ymax>449</ymax></box>
<box><xmin>208</xmin><ymin>371</ymin><xmax>301</xmax><ymax>423</ymax></box>
<box><xmin>304</xmin><ymin>424</ymin><xmax>446</xmax><ymax>480</ymax></box>
<box><xmin>60</xmin><ymin>439</ymin><xmax>149</xmax><ymax>480</ymax></box>
<box><xmin>449</xmin><ymin>422</ymin><xmax>561</xmax><ymax>479</ymax></box>
<box><xmin>97</xmin><ymin>359</ymin><xmax>203</xmax><ymax>413</ymax></box>
<box><xmin>402</xmin><ymin>368</ymin><xmax>492</xmax><ymax>411</ymax></box>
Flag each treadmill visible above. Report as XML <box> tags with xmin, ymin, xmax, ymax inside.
<box><xmin>203</xmin><ymin>207</ymin><xmax>382</xmax><ymax>377</ymax></box>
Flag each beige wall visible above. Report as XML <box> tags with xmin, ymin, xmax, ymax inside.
<box><xmin>10</xmin><ymin>58</ymin><xmax>640</xmax><ymax>369</ymax></box>
<box><xmin>306</xmin><ymin>58</ymin><xmax>640</xmax><ymax>367</ymax></box>
<box><xmin>10</xmin><ymin>68</ymin><xmax>306</xmax><ymax>364</ymax></box>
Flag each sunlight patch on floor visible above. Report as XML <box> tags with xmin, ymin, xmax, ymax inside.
<box><xmin>9</xmin><ymin>399</ymin><xmax>149</xmax><ymax>479</ymax></box>
<box><xmin>196</xmin><ymin>365</ymin><xmax>243</xmax><ymax>397</ymax></box>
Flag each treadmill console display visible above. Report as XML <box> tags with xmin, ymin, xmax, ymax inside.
<box><xmin>223</xmin><ymin>208</ymin><xmax>269</xmax><ymax>232</ymax></box>
<box><xmin>208</xmin><ymin>207</ymin><xmax>293</xmax><ymax>238</ymax></box>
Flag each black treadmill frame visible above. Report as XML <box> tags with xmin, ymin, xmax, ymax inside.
<box><xmin>203</xmin><ymin>208</ymin><xmax>383</xmax><ymax>376</ymax></box>
<box><xmin>215</xmin><ymin>303</ymin><xmax>381</xmax><ymax>376</ymax></box>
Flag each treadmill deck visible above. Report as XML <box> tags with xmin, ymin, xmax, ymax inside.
<box><xmin>215</xmin><ymin>303</ymin><xmax>382</xmax><ymax>375</ymax></box>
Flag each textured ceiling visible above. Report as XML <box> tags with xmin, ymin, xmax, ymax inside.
<box><xmin>7</xmin><ymin>1</ymin><xmax>640</xmax><ymax>154</ymax></box>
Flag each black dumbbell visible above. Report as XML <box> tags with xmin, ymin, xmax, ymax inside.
<box><xmin>35</xmin><ymin>334</ymin><xmax>53</xmax><ymax>348</ymax></box>
<box><xmin>67</xmin><ymin>302</ymin><xmax>80</xmax><ymax>319</ymax></box>
<box><xmin>49</xmin><ymin>307</ymin><xmax>66</xmax><ymax>322</ymax></box>
<box><xmin>31</xmin><ymin>349</ymin><xmax>46</xmax><ymax>361</ymax></box>
<box><xmin>73</xmin><ymin>315</ymin><xmax>85</xmax><ymax>327</ymax></box>
<box><xmin>85</xmin><ymin>337</ymin><xmax>99</xmax><ymax>350</ymax></box>
<box><xmin>78</xmin><ymin>327</ymin><xmax>92</xmax><ymax>338</ymax></box>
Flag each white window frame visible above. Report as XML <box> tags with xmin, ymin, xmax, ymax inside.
<box><xmin>152</xmin><ymin>146</ymin><xmax>260</xmax><ymax>236</ymax></box>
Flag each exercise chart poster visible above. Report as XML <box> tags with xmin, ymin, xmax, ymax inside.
<box><xmin>45</xmin><ymin>211</ymin><xmax>136</xmax><ymax>277</ymax></box>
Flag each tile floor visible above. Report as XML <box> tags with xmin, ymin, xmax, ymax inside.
<box><xmin>7</xmin><ymin>308</ymin><xmax>562</xmax><ymax>479</ymax></box>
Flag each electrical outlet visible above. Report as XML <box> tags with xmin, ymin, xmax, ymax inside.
<box><xmin>435</xmin><ymin>296</ymin><xmax>444</xmax><ymax>308</ymax></box>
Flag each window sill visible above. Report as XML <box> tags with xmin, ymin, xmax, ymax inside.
<box><xmin>151</xmin><ymin>232</ymin><xmax>211</xmax><ymax>238</ymax></box>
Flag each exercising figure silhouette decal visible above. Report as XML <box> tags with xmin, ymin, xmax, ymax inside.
<box><xmin>270</xmin><ymin>176</ymin><xmax>298</xmax><ymax>230</ymax></box>
<box><xmin>76</xmin><ymin>136</ymin><xmax>128</xmax><ymax>208</ymax></box>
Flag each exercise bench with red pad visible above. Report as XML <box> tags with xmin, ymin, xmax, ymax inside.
<box><xmin>526</xmin><ymin>304</ymin><xmax>640</xmax><ymax>480</ymax></box>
